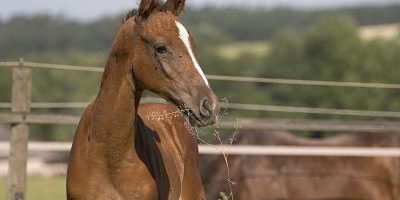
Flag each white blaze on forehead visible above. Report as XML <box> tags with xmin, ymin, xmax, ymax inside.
<box><xmin>175</xmin><ymin>21</ymin><xmax>209</xmax><ymax>87</ymax></box>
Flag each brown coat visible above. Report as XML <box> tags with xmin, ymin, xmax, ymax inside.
<box><xmin>67</xmin><ymin>103</ymin><xmax>205</xmax><ymax>200</ymax></box>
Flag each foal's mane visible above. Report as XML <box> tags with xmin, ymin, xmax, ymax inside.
<box><xmin>122</xmin><ymin>0</ymin><xmax>173</xmax><ymax>23</ymax></box>
<box><xmin>123</xmin><ymin>9</ymin><xmax>139</xmax><ymax>23</ymax></box>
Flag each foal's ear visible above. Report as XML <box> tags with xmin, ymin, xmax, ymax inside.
<box><xmin>136</xmin><ymin>0</ymin><xmax>159</xmax><ymax>23</ymax></box>
<box><xmin>164</xmin><ymin>0</ymin><xmax>186</xmax><ymax>16</ymax></box>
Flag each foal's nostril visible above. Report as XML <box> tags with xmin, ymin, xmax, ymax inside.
<box><xmin>200</xmin><ymin>98</ymin><xmax>212</xmax><ymax>119</ymax></box>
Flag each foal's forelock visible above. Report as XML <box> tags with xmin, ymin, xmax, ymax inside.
<box><xmin>175</xmin><ymin>21</ymin><xmax>209</xmax><ymax>87</ymax></box>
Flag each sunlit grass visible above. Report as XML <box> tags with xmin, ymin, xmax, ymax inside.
<box><xmin>217</xmin><ymin>41</ymin><xmax>271</xmax><ymax>60</ymax></box>
<box><xmin>0</xmin><ymin>176</ymin><xmax>66</xmax><ymax>200</ymax></box>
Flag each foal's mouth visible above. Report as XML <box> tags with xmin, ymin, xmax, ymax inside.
<box><xmin>184</xmin><ymin>108</ymin><xmax>212</xmax><ymax>127</ymax></box>
<box><xmin>172</xmin><ymin>104</ymin><xmax>210</xmax><ymax>127</ymax></box>
<box><xmin>172</xmin><ymin>100</ymin><xmax>217</xmax><ymax>127</ymax></box>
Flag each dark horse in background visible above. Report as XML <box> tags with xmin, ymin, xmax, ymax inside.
<box><xmin>67</xmin><ymin>0</ymin><xmax>219</xmax><ymax>199</ymax></box>
<box><xmin>201</xmin><ymin>131</ymin><xmax>400</xmax><ymax>200</ymax></box>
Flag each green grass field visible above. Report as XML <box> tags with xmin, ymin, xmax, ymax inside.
<box><xmin>0</xmin><ymin>176</ymin><xmax>66</xmax><ymax>200</ymax></box>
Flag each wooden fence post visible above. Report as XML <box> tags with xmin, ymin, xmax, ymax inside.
<box><xmin>8</xmin><ymin>59</ymin><xmax>32</xmax><ymax>200</ymax></box>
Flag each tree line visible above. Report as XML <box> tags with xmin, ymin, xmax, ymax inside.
<box><xmin>0</xmin><ymin>4</ymin><xmax>399</xmax><ymax>59</ymax></box>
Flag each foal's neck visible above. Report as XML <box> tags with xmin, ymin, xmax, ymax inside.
<box><xmin>91</xmin><ymin>52</ymin><xmax>141</xmax><ymax>163</ymax></box>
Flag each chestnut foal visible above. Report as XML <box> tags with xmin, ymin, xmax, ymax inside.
<box><xmin>66</xmin><ymin>0</ymin><xmax>219</xmax><ymax>199</ymax></box>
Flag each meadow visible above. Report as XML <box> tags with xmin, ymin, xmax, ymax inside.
<box><xmin>0</xmin><ymin>176</ymin><xmax>65</xmax><ymax>200</ymax></box>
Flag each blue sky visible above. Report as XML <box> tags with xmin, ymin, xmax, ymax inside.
<box><xmin>1</xmin><ymin>0</ymin><xmax>399</xmax><ymax>21</ymax></box>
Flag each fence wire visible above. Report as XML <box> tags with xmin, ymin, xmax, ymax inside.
<box><xmin>2</xmin><ymin>61</ymin><xmax>400</xmax><ymax>89</ymax></box>
<box><xmin>2</xmin><ymin>61</ymin><xmax>400</xmax><ymax>118</ymax></box>
<box><xmin>2</xmin><ymin>101</ymin><xmax>400</xmax><ymax>118</ymax></box>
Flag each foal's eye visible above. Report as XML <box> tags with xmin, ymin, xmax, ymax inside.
<box><xmin>155</xmin><ymin>46</ymin><xmax>168</xmax><ymax>54</ymax></box>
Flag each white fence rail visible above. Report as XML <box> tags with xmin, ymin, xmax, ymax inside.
<box><xmin>1</xmin><ymin>142</ymin><xmax>400</xmax><ymax>157</ymax></box>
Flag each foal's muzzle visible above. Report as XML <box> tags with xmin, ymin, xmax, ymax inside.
<box><xmin>184</xmin><ymin>87</ymin><xmax>219</xmax><ymax>127</ymax></box>
<box><xmin>198</xmin><ymin>96</ymin><xmax>219</xmax><ymax>125</ymax></box>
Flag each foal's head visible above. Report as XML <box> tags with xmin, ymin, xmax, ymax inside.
<box><xmin>115</xmin><ymin>0</ymin><xmax>218</xmax><ymax>127</ymax></box>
